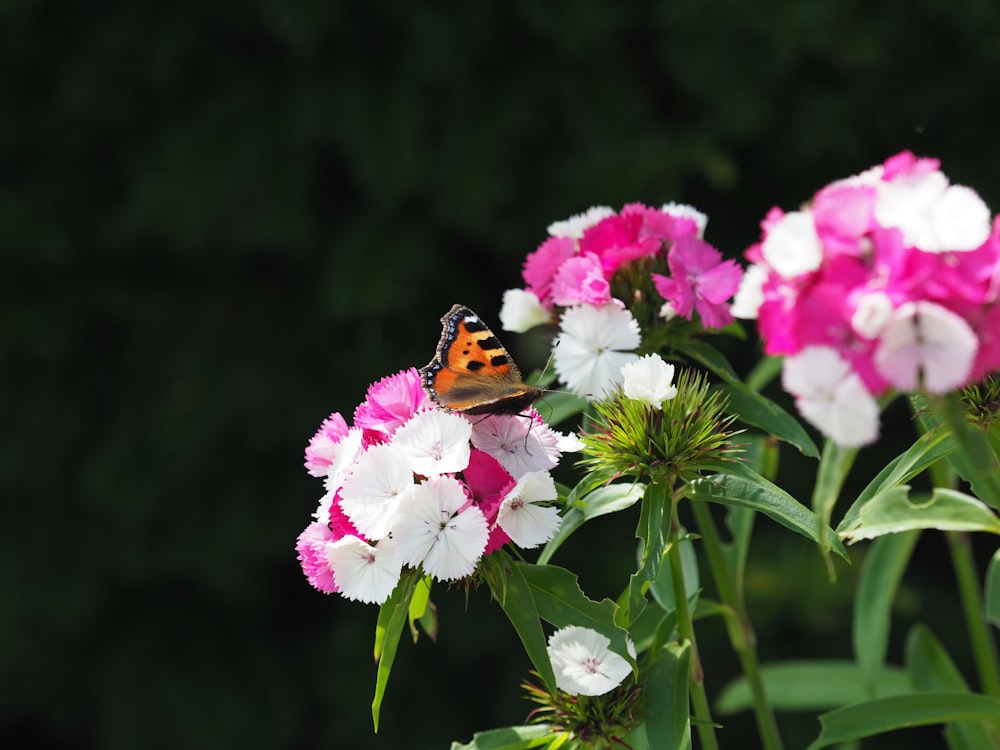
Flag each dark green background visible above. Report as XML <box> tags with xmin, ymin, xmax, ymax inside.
<box><xmin>5</xmin><ymin>1</ymin><xmax>1000</xmax><ymax>748</ymax></box>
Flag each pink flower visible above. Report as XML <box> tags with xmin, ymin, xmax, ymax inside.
<box><xmin>304</xmin><ymin>412</ymin><xmax>349</xmax><ymax>477</ymax></box>
<box><xmin>523</xmin><ymin>236</ymin><xmax>576</xmax><ymax>309</ymax></box>
<box><xmin>353</xmin><ymin>368</ymin><xmax>429</xmax><ymax>438</ymax></box>
<box><xmin>296</xmin><ymin>522</ymin><xmax>339</xmax><ymax>594</ymax></box>
<box><xmin>581</xmin><ymin>202</ymin><xmax>698</xmax><ymax>274</ymax></box>
<box><xmin>463</xmin><ymin>449</ymin><xmax>515</xmax><ymax>554</ymax></box>
<box><xmin>551</xmin><ymin>253</ymin><xmax>611</xmax><ymax>307</ymax></box>
<box><xmin>652</xmin><ymin>236</ymin><xmax>743</xmax><ymax>330</ymax></box>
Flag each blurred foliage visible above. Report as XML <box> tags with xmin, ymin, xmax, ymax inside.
<box><xmin>3</xmin><ymin>0</ymin><xmax>1000</xmax><ymax>748</ymax></box>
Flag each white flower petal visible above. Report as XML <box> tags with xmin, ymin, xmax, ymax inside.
<box><xmin>338</xmin><ymin>443</ymin><xmax>414</xmax><ymax>539</ymax></box>
<box><xmin>730</xmin><ymin>264</ymin><xmax>768</xmax><ymax>320</ymax></box>
<box><xmin>554</xmin><ymin>305</ymin><xmax>641</xmax><ymax>399</ymax></box>
<box><xmin>851</xmin><ymin>291</ymin><xmax>894</xmax><ymax>339</ymax></box>
<box><xmin>325</xmin><ymin>536</ymin><xmax>402</xmax><ymax>604</ymax></box>
<box><xmin>497</xmin><ymin>471</ymin><xmax>560</xmax><ymax>548</ymax></box>
<box><xmin>547</xmin><ymin>206</ymin><xmax>615</xmax><ymax>239</ymax></box>
<box><xmin>391</xmin><ymin>409</ymin><xmax>472</xmax><ymax>477</ymax></box>
<box><xmin>874</xmin><ymin>301</ymin><xmax>977</xmax><ymax>394</ymax></box>
<box><xmin>620</xmin><ymin>354</ymin><xmax>678</xmax><ymax>409</ymax></box>
<box><xmin>761</xmin><ymin>211</ymin><xmax>823</xmax><ymax>278</ymax></box>
<box><xmin>499</xmin><ymin>288</ymin><xmax>550</xmax><ymax>333</ymax></box>
<box><xmin>470</xmin><ymin>413</ymin><xmax>560</xmax><ymax>478</ymax></box>
<box><xmin>322</xmin><ymin>427</ymin><xmax>364</xmax><ymax>492</ymax></box>
<box><xmin>661</xmin><ymin>202</ymin><xmax>708</xmax><ymax>237</ymax></box>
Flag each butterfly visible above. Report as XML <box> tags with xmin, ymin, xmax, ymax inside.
<box><xmin>420</xmin><ymin>304</ymin><xmax>545</xmax><ymax>415</ymax></box>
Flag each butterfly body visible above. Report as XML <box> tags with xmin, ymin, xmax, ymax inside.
<box><xmin>420</xmin><ymin>304</ymin><xmax>544</xmax><ymax>415</ymax></box>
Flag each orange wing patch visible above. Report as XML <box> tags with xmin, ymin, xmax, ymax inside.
<box><xmin>420</xmin><ymin>304</ymin><xmax>544</xmax><ymax>415</ymax></box>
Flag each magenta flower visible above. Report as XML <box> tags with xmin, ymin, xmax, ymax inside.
<box><xmin>304</xmin><ymin>411</ymin><xmax>349</xmax><ymax>477</ymax></box>
<box><xmin>652</xmin><ymin>236</ymin><xmax>743</xmax><ymax>330</ymax></box>
<box><xmin>463</xmin><ymin>449</ymin><xmax>516</xmax><ymax>554</ymax></box>
<box><xmin>295</xmin><ymin>522</ymin><xmax>340</xmax><ymax>594</ymax></box>
<box><xmin>523</xmin><ymin>236</ymin><xmax>575</xmax><ymax>309</ymax></box>
<box><xmin>551</xmin><ymin>252</ymin><xmax>612</xmax><ymax>307</ymax></box>
<box><xmin>353</xmin><ymin>367</ymin><xmax>430</xmax><ymax>438</ymax></box>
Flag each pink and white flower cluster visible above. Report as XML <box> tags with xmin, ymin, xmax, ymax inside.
<box><xmin>499</xmin><ymin>203</ymin><xmax>742</xmax><ymax>399</ymax></box>
<box><xmin>296</xmin><ymin>368</ymin><xmax>566</xmax><ymax>604</ymax></box>
<box><xmin>735</xmin><ymin>151</ymin><xmax>1000</xmax><ymax>446</ymax></box>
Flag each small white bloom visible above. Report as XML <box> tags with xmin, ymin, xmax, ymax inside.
<box><xmin>620</xmin><ymin>354</ymin><xmax>678</xmax><ymax>409</ymax></box>
<box><xmin>548</xmin><ymin>626</ymin><xmax>634</xmax><ymax>696</ymax></box>
<box><xmin>876</xmin><ymin>171</ymin><xmax>991</xmax><ymax>252</ymax></box>
<box><xmin>499</xmin><ymin>288</ymin><xmax>550</xmax><ymax>333</ymax></box>
<box><xmin>471</xmin><ymin>413</ymin><xmax>560</xmax><ymax>478</ymax></box>
<box><xmin>874</xmin><ymin>301</ymin><xmax>978</xmax><ymax>394</ymax></box>
<box><xmin>851</xmin><ymin>291</ymin><xmax>894</xmax><ymax>339</ymax></box>
<box><xmin>391</xmin><ymin>475</ymin><xmax>488</xmax><ymax>581</ymax></box>
<box><xmin>554</xmin><ymin>430</ymin><xmax>585</xmax><ymax>453</ymax></box>
<box><xmin>321</xmin><ymin>427</ymin><xmax>365</xmax><ymax>492</ymax></box>
<box><xmin>338</xmin><ymin>443</ymin><xmax>414</xmax><ymax>539</ymax></box>
<box><xmin>782</xmin><ymin>346</ymin><xmax>880</xmax><ymax>447</ymax></box>
<box><xmin>661</xmin><ymin>202</ymin><xmax>708</xmax><ymax>237</ymax></box>
<box><xmin>391</xmin><ymin>409</ymin><xmax>472</xmax><ymax>477</ymax></box>
<box><xmin>547</xmin><ymin>206</ymin><xmax>615</xmax><ymax>239</ymax></box>
<box><xmin>553</xmin><ymin>304</ymin><xmax>641</xmax><ymax>399</ymax></box>
<box><xmin>497</xmin><ymin>471</ymin><xmax>561</xmax><ymax>548</ymax></box>
<box><xmin>325</xmin><ymin>536</ymin><xmax>402</xmax><ymax>605</ymax></box>
<box><xmin>730</xmin><ymin>263</ymin><xmax>769</xmax><ymax>320</ymax></box>
<box><xmin>659</xmin><ymin>301</ymin><xmax>677</xmax><ymax>320</ymax></box>
<box><xmin>761</xmin><ymin>210</ymin><xmax>823</xmax><ymax>279</ymax></box>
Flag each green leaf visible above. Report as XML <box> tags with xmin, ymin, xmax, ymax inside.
<box><xmin>488</xmin><ymin>552</ymin><xmax>557</xmax><ymax>693</ymax></box>
<box><xmin>985</xmin><ymin>548</ymin><xmax>1000</xmax><ymax>630</ymax></box>
<box><xmin>839</xmin><ymin>487</ymin><xmax>1000</xmax><ymax>543</ymax></box>
<box><xmin>537</xmin><ymin>391</ymin><xmax>589</xmax><ymax>427</ymax></box>
<box><xmin>648</xmin><ymin>531</ymin><xmax>699</xmax><ymax>616</ymax></box>
<box><xmin>686</xmin><ymin>462</ymin><xmax>848</xmax><ymax>559</ymax></box>
<box><xmin>675</xmin><ymin>337</ymin><xmax>741</xmax><ymax>382</ymax></box>
<box><xmin>629</xmin><ymin>481</ymin><xmax>669</xmax><ymax>624</ymax></box>
<box><xmin>644</xmin><ymin>641</ymin><xmax>692</xmax><ymax>750</ymax></box>
<box><xmin>716</xmin><ymin>380</ymin><xmax>819</xmax><ymax>457</ymax></box>
<box><xmin>449</xmin><ymin>725</ymin><xmax>555</xmax><ymax>750</ymax></box>
<box><xmin>716</xmin><ymin>660</ymin><xmax>910</xmax><ymax>714</ymax></box>
<box><xmin>372</xmin><ymin>569</ymin><xmax>419</xmax><ymax>732</ymax></box>
<box><xmin>517</xmin><ymin>563</ymin><xmax>634</xmax><ymax>669</ymax></box>
<box><xmin>854</xmin><ymin>531</ymin><xmax>920</xmax><ymax>691</ymax></box>
<box><xmin>905</xmin><ymin>624</ymin><xmax>996</xmax><ymax>750</ymax></box>
<box><xmin>407</xmin><ymin>575</ymin><xmax>435</xmax><ymax>642</ymax></box>
<box><xmin>538</xmin><ymin>481</ymin><xmax>645</xmax><ymax>565</ymax></box>
<box><xmin>811</xmin><ymin>440</ymin><xmax>857</xmax><ymax>573</ymax></box>
<box><xmin>805</xmin><ymin>693</ymin><xmax>1000</xmax><ymax>750</ymax></box>
<box><xmin>837</xmin><ymin>428</ymin><xmax>956</xmax><ymax>533</ymax></box>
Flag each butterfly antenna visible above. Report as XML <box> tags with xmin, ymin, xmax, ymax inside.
<box><xmin>535</xmin><ymin>339</ymin><xmax>594</xmax><ymax>400</ymax></box>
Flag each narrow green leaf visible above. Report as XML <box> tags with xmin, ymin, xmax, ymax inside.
<box><xmin>811</xmin><ymin>440</ymin><xmax>857</xmax><ymax>570</ymax></box>
<box><xmin>716</xmin><ymin>660</ymin><xmax>910</xmax><ymax>714</ymax></box>
<box><xmin>985</xmin><ymin>548</ymin><xmax>1000</xmax><ymax>629</ymax></box>
<box><xmin>716</xmin><ymin>380</ymin><xmax>819</xmax><ymax>457</ymax></box>
<box><xmin>906</xmin><ymin>624</ymin><xmax>997</xmax><ymax>750</ymax></box>
<box><xmin>854</xmin><ymin>531</ymin><xmax>920</xmax><ymax>691</ymax></box>
<box><xmin>407</xmin><ymin>575</ymin><xmax>433</xmax><ymax>642</ymax></box>
<box><xmin>644</xmin><ymin>641</ymin><xmax>692</xmax><ymax>750</ymax></box>
<box><xmin>372</xmin><ymin>570</ymin><xmax>419</xmax><ymax>732</ymax></box>
<box><xmin>517</xmin><ymin>563</ymin><xmax>634</xmax><ymax>669</ymax></box>
<box><xmin>491</xmin><ymin>551</ymin><xmax>556</xmax><ymax>693</ymax></box>
<box><xmin>806</xmin><ymin>693</ymin><xmax>1000</xmax><ymax>750</ymax></box>
<box><xmin>676</xmin><ymin>337</ymin><xmax>741</xmax><ymax>382</ymax></box>
<box><xmin>840</xmin><ymin>487</ymin><xmax>1000</xmax><ymax>543</ymax></box>
<box><xmin>538</xmin><ymin>481</ymin><xmax>645</xmax><ymax>565</ymax></box>
<box><xmin>449</xmin><ymin>725</ymin><xmax>555</xmax><ymax>750</ymax></box>
<box><xmin>648</xmin><ymin>532</ymin><xmax>699</xmax><ymax>616</ymax></box>
<box><xmin>629</xmin><ymin>482</ymin><xmax>669</xmax><ymax>624</ymax></box>
<box><xmin>537</xmin><ymin>391</ymin><xmax>589</xmax><ymax>427</ymax></box>
<box><xmin>837</xmin><ymin>428</ymin><xmax>956</xmax><ymax>533</ymax></box>
<box><xmin>686</xmin><ymin>462</ymin><xmax>848</xmax><ymax>560</ymax></box>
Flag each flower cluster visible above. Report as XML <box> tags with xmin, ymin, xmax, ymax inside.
<box><xmin>499</xmin><ymin>203</ymin><xmax>743</xmax><ymax>399</ymax></box>
<box><xmin>736</xmin><ymin>151</ymin><xmax>1000</xmax><ymax>446</ymax></box>
<box><xmin>296</xmin><ymin>368</ymin><xmax>567</xmax><ymax>604</ymax></box>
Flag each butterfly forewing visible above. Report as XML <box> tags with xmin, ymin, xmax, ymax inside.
<box><xmin>420</xmin><ymin>304</ymin><xmax>544</xmax><ymax>415</ymax></box>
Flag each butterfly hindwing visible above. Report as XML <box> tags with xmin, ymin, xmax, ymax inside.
<box><xmin>420</xmin><ymin>304</ymin><xmax>544</xmax><ymax>415</ymax></box>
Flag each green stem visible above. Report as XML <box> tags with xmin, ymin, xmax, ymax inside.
<box><xmin>946</xmin><ymin>530</ymin><xmax>1000</xmax><ymax>699</ymax></box>
<box><xmin>668</xmin><ymin>493</ymin><xmax>720</xmax><ymax>750</ymax></box>
<box><xmin>690</xmin><ymin>499</ymin><xmax>785</xmax><ymax>750</ymax></box>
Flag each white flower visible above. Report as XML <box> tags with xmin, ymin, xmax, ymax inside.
<box><xmin>497</xmin><ymin>471</ymin><xmax>561</xmax><ymax>548</ymax></box>
<box><xmin>730</xmin><ymin>263</ymin><xmax>768</xmax><ymax>320</ymax></box>
<box><xmin>876</xmin><ymin>170</ymin><xmax>991</xmax><ymax>252</ymax></box>
<box><xmin>499</xmin><ymin>288</ymin><xmax>550</xmax><ymax>333</ymax></box>
<box><xmin>390</xmin><ymin>409</ymin><xmax>472</xmax><ymax>477</ymax></box>
<box><xmin>761</xmin><ymin>210</ymin><xmax>823</xmax><ymax>279</ymax></box>
<box><xmin>471</xmin><ymin>412</ymin><xmax>560</xmax><ymax>478</ymax></box>
<box><xmin>851</xmin><ymin>291</ymin><xmax>894</xmax><ymax>339</ymax></box>
<box><xmin>620</xmin><ymin>354</ymin><xmax>678</xmax><ymax>409</ymax></box>
<box><xmin>547</xmin><ymin>206</ymin><xmax>615</xmax><ymax>239</ymax></box>
<box><xmin>554</xmin><ymin>430</ymin><xmax>585</xmax><ymax>453</ymax></box>
<box><xmin>782</xmin><ymin>346</ymin><xmax>880</xmax><ymax>447</ymax></box>
<box><xmin>658</xmin><ymin>301</ymin><xmax>677</xmax><ymax>320</ymax></box>
<box><xmin>325</xmin><ymin>536</ymin><xmax>402</xmax><ymax>605</ymax></box>
<box><xmin>321</xmin><ymin>427</ymin><xmax>364</xmax><ymax>492</ymax></box>
<box><xmin>874</xmin><ymin>301</ymin><xmax>978</xmax><ymax>394</ymax></box>
<box><xmin>661</xmin><ymin>202</ymin><xmax>708</xmax><ymax>237</ymax></box>
<box><xmin>391</xmin><ymin>475</ymin><xmax>488</xmax><ymax>581</ymax></box>
<box><xmin>547</xmin><ymin>626</ymin><xmax>634</xmax><ymax>697</ymax></box>
<box><xmin>338</xmin><ymin>443</ymin><xmax>414</xmax><ymax>540</ymax></box>
<box><xmin>553</xmin><ymin>304</ymin><xmax>641</xmax><ymax>399</ymax></box>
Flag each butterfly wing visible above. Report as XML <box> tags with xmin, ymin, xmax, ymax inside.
<box><xmin>420</xmin><ymin>304</ymin><xmax>544</xmax><ymax>415</ymax></box>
